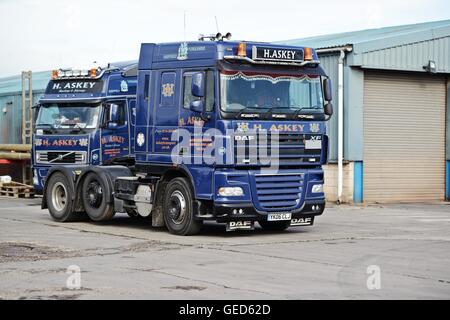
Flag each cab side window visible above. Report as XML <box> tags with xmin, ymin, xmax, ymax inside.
<box><xmin>183</xmin><ymin>75</ymin><xmax>196</xmax><ymax>108</ymax></box>
<box><xmin>183</xmin><ymin>70</ymin><xmax>214</xmax><ymax>112</ymax></box>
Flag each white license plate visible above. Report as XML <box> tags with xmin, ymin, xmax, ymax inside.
<box><xmin>267</xmin><ymin>213</ymin><xmax>292</xmax><ymax>221</ymax></box>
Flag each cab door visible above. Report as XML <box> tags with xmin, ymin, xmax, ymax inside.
<box><xmin>178</xmin><ymin>69</ymin><xmax>216</xmax><ymax>165</ymax></box>
<box><xmin>101</xmin><ymin>99</ymin><xmax>130</xmax><ymax>164</ymax></box>
<box><xmin>151</xmin><ymin>70</ymin><xmax>180</xmax><ymax>163</ymax></box>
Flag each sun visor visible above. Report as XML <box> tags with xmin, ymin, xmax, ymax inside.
<box><xmin>217</xmin><ymin>60</ymin><xmax>327</xmax><ymax>77</ymax></box>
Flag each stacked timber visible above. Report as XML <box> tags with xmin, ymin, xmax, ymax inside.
<box><xmin>0</xmin><ymin>144</ymin><xmax>31</xmax><ymax>160</ymax></box>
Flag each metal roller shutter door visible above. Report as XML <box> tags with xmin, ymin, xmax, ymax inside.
<box><xmin>363</xmin><ymin>71</ymin><xmax>446</xmax><ymax>202</ymax></box>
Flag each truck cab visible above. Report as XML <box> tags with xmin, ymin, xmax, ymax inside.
<box><xmin>33</xmin><ymin>62</ymin><xmax>137</xmax><ymax>194</ymax></box>
<box><xmin>126</xmin><ymin>41</ymin><xmax>333</xmax><ymax>234</ymax></box>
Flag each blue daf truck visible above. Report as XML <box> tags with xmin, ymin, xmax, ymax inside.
<box><xmin>39</xmin><ymin>39</ymin><xmax>333</xmax><ymax>235</ymax></box>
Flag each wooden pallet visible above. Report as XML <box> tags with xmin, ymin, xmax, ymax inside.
<box><xmin>0</xmin><ymin>181</ymin><xmax>34</xmax><ymax>198</ymax></box>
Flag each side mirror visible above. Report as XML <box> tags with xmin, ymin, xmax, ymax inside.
<box><xmin>104</xmin><ymin>103</ymin><xmax>120</xmax><ymax>129</ymax></box>
<box><xmin>325</xmin><ymin>102</ymin><xmax>333</xmax><ymax>116</ymax></box>
<box><xmin>189</xmin><ymin>100</ymin><xmax>204</xmax><ymax>113</ymax></box>
<box><xmin>107</xmin><ymin>122</ymin><xmax>118</xmax><ymax>130</ymax></box>
<box><xmin>191</xmin><ymin>72</ymin><xmax>205</xmax><ymax>97</ymax></box>
<box><xmin>323</xmin><ymin>78</ymin><xmax>333</xmax><ymax>102</ymax></box>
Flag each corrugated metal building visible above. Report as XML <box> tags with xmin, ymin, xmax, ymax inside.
<box><xmin>0</xmin><ymin>71</ymin><xmax>49</xmax><ymax>144</ymax></box>
<box><xmin>280</xmin><ymin>19</ymin><xmax>450</xmax><ymax>203</ymax></box>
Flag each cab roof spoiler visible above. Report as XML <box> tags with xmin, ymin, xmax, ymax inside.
<box><xmin>121</xmin><ymin>64</ymin><xmax>138</xmax><ymax>77</ymax></box>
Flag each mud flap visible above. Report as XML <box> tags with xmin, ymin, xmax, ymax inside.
<box><xmin>151</xmin><ymin>206</ymin><xmax>165</xmax><ymax>227</ymax></box>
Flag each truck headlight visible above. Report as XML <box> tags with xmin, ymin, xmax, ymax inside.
<box><xmin>218</xmin><ymin>187</ymin><xmax>244</xmax><ymax>197</ymax></box>
<box><xmin>312</xmin><ymin>184</ymin><xmax>323</xmax><ymax>193</ymax></box>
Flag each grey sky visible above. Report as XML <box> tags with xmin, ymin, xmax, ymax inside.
<box><xmin>0</xmin><ymin>0</ymin><xmax>449</xmax><ymax>77</ymax></box>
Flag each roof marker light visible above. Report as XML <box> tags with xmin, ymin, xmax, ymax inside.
<box><xmin>90</xmin><ymin>68</ymin><xmax>97</xmax><ymax>78</ymax></box>
<box><xmin>304</xmin><ymin>47</ymin><xmax>313</xmax><ymax>61</ymax></box>
<box><xmin>51</xmin><ymin>70</ymin><xmax>58</xmax><ymax>80</ymax></box>
<box><xmin>237</xmin><ymin>42</ymin><xmax>246</xmax><ymax>57</ymax></box>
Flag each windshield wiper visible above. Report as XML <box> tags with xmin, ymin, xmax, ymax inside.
<box><xmin>292</xmin><ymin>107</ymin><xmax>318</xmax><ymax>120</ymax></box>
<box><xmin>237</xmin><ymin>106</ymin><xmax>286</xmax><ymax>119</ymax></box>
<box><xmin>70</xmin><ymin>124</ymin><xmax>87</xmax><ymax>134</ymax></box>
<box><xmin>263</xmin><ymin>107</ymin><xmax>294</xmax><ymax>119</ymax></box>
<box><xmin>36</xmin><ymin>123</ymin><xmax>54</xmax><ymax>128</ymax></box>
<box><xmin>237</xmin><ymin>106</ymin><xmax>290</xmax><ymax>120</ymax></box>
<box><xmin>36</xmin><ymin>123</ymin><xmax>56</xmax><ymax>133</ymax></box>
<box><xmin>236</xmin><ymin>107</ymin><xmax>263</xmax><ymax>118</ymax></box>
<box><xmin>236</xmin><ymin>105</ymin><xmax>297</xmax><ymax>119</ymax></box>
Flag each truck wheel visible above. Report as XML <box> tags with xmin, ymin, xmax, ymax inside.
<box><xmin>46</xmin><ymin>172</ymin><xmax>77</xmax><ymax>222</ymax></box>
<box><xmin>258</xmin><ymin>220</ymin><xmax>290</xmax><ymax>231</ymax></box>
<box><xmin>163</xmin><ymin>177</ymin><xmax>202</xmax><ymax>235</ymax></box>
<box><xmin>81</xmin><ymin>172</ymin><xmax>115</xmax><ymax>221</ymax></box>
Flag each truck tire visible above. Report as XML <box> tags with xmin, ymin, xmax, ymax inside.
<box><xmin>163</xmin><ymin>177</ymin><xmax>202</xmax><ymax>235</ymax></box>
<box><xmin>46</xmin><ymin>172</ymin><xmax>78</xmax><ymax>222</ymax></box>
<box><xmin>81</xmin><ymin>172</ymin><xmax>115</xmax><ymax>221</ymax></box>
<box><xmin>258</xmin><ymin>220</ymin><xmax>290</xmax><ymax>231</ymax></box>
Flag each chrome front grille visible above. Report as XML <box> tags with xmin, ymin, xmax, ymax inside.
<box><xmin>36</xmin><ymin>151</ymin><xmax>86</xmax><ymax>164</ymax></box>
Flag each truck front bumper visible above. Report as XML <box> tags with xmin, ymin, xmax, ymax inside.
<box><xmin>195</xmin><ymin>168</ymin><xmax>326</xmax><ymax>225</ymax></box>
<box><xmin>212</xmin><ymin>199</ymin><xmax>325</xmax><ymax>223</ymax></box>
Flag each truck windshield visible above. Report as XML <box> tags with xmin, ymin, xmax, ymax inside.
<box><xmin>220</xmin><ymin>71</ymin><xmax>324</xmax><ymax>114</ymax></box>
<box><xmin>36</xmin><ymin>103</ymin><xmax>101</xmax><ymax>129</ymax></box>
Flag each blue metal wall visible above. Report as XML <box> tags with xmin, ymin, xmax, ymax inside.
<box><xmin>352</xmin><ymin>28</ymin><xmax>450</xmax><ymax>74</ymax></box>
<box><xmin>0</xmin><ymin>91</ymin><xmax>43</xmax><ymax>144</ymax></box>
<box><xmin>316</xmin><ymin>54</ymin><xmax>339</xmax><ymax>162</ymax></box>
<box><xmin>0</xmin><ymin>71</ymin><xmax>48</xmax><ymax>144</ymax></box>
<box><xmin>317</xmin><ymin>52</ymin><xmax>365</xmax><ymax>163</ymax></box>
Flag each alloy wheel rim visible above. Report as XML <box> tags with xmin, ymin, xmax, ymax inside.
<box><xmin>51</xmin><ymin>182</ymin><xmax>67</xmax><ymax>212</ymax></box>
<box><xmin>168</xmin><ymin>190</ymin><xmax>187</xmax><ymax>225</ymax></box>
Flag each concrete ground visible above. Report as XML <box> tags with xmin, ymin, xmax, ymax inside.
<box><xmin>0</xmin><ymin>197</ymin><xmax>449</xmax><ymax>300</ymax></box>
